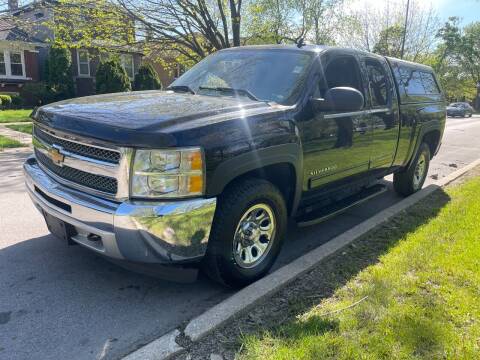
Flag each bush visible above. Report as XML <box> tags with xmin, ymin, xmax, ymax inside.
<box><xmin>134</xmin><ymin>63</ymin><xmax>162</xmax><ymax>91</ymax></box>
<box><xmin>21</xmin><ymin>82</ymin><xmax>54</xmax><ymax>107</ymax></box>
<box><xmin>0</xmin><ymin>94</ymin><xmax>12</xmax><ymax>109</ymax></box>
<box><xmin>11</xmin><ymin>95</ymin><xmax>24</xmax><ymax>109</ymax></box>
<box><xmin>96</xmin><ymin>59</ymin><xmax>131</xmax><ymax>94</ymax></box>
<box><xmin>46</xmin><ymin>46</ymin><xmax>74</xmax><ymax>101</ymax></box>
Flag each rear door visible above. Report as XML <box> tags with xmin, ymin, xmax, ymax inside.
<box><xmin>362</xmin><ymin>56</ymin><xmax>399</xmax><ymax>173</ymax></box>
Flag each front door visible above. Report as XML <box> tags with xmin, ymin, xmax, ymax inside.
<box><xmin>298</xmin><ymin>52</ymin><xmax>372</xmax><ymax>193</ymax></box>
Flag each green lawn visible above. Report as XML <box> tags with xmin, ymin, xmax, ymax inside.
<box><xmin>0</xmin><ymin>134</ymin><xmax>25</xmax><ymax>150</ymax></box>
<box><xmin>5</xmin><ymin>123</ymin><xmax>33</xmax><ymax>134</ymax></box>
<box><xmin>241</xmin><ymin>177</ymin><xmax>480</xmax><ymax>359</ymax></box>
<box><xmin>0</xmin><ymin>109</ymin><xmax>33</xmax><ymax>123</ymax></box>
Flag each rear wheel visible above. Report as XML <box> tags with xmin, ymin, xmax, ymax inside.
<box><xmin>203</xmin><ymin>179</ymin><xmax>287</xmax><ymax>287</ymax></box>
<box><xmin>393</xmin><ymin>143</ymin><xmax>431</xmax><ymax>197</ymax></box>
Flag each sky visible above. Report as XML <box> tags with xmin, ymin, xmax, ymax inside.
<box><xmin>435</xmin><ymin>0</ymin><xmax>480</xmax><ymax>25</ymax></box>
<box><xmin>352</xmin><ymin>0</ymin><xmax>480</xmax><ymax>26</ymax></box>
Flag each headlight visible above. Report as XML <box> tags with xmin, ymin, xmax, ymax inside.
<box><xmin>131</xmin><ymin>148</ymin><xmax>204</xmax><ymax>198</ymax></box>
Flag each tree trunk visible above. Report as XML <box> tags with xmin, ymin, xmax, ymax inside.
<box><xmin>230</xmin><ymin>0</ymin><xmax>241</xmax><ymax>47</ymax></box>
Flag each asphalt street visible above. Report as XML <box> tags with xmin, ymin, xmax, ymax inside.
<box><xmin>1</xmin><ymin>116</ymin><xmax>479</xmax><ymax>360</ymax></box>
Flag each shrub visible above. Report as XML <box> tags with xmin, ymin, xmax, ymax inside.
<box><xmin>134</xmin><ymin>63</ymin><xmax>162</xmax><ymax>91</ymax></box>
<box><xmin>46</xmin><ymin>46</ymin><xmax>74</xmax><ymax>101</ymax></box>
<box><xmin>11</xmin><ymin>95</ymin><xmax>24</xmax><ymax>109</ymax></box>
<box><xmin>96</xmin><ymin>59</ymin><xmax>131</xmax><ymax>94</ymax></box>
<box><xmin>0</xmin><ymin>94</ymin><xmax>12</xmax><ymax>109</ymax></box>
<box><xmin>21</xmin><ymin>82</ymin><xmax>54</xmax><ymax>107</ymax></box>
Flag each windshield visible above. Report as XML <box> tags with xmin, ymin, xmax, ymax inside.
<box><xmin>449</xmin><ymin>103</ymin><xmax>461</xmax><ymax>107</ymax></box>
<box><xmin>170</xmin><ymin>49</ymin><xmax>314</xmax><ymax>105</ymax></box>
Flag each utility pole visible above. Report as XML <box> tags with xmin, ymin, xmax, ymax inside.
<box><xmin>400</xmin><ymin>0</ymin><xmax>410</xmax><ymax>59</ymax></box>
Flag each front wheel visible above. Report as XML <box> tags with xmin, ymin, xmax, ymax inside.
<box><xmin>203</xmin><ymin>179</ymin><xmax>287</xmax><ymax>287</ymax></box>
<box><xmin>393</xmin><ymin>143</ymin><xmax>431</xmax><ymax>197</ymax></box>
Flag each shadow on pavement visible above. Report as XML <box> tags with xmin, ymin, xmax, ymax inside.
<box><xmin>186</xmin><ymin>188</ymin><xmax>452</xmax><ymax>358</ymax></box>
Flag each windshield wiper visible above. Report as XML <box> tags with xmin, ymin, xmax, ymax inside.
<box><xmin>198</xmin><ymin>86</ymin><xmax>260</xmax><ymax>101</ymax></box>
<box><xmin>167</xmin><ymin>85</ymin><xmax>196</xmax><ymax>94</ymax></box>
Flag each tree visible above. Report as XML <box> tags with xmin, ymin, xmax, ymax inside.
<box><xmin>437</xmin><ymin>18</ymin><xmax>480</xmax><ymax>109</ymax></box>
<box><xmin>48</xmin><ymin>0</ymin><xmax>135</xmax><ymax>50</ymax></box>
<box><xmin>134</xmin><ymin>64</ymin><xmax>162</xmax><ymax>91</ymax></box>
<box><xmin>339</xmin><ymin>0</ymin><xmax>440</xmax><ymax>62</ymax></box>
<box><xmin>96</xmin><ymin>58</ymin><xmax>132</xmax><ymax>94</ymax></box>
<box><xmin>46</xmin><ymin>46</ymin><xmax>75</xmax><ymax>100</ymax></box>
<box><xmin>243</xmin><ymin>0</ymin><xmax>342</xmax><ymax>45</ymax></box>
<box><xmin>116</xmin><ymin>0</ymin><xmax>244</xmax><ymax>63</ymax></box>
<box><xmin>373</xmin><ymin>24</ymin><xmax>404</xmax><ymax>58</ymax></box>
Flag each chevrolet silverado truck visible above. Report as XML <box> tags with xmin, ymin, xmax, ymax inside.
<box><xmin>24</xmin><ymin>45</ymin><xmax>446</xmax><ymax>287</ymax></box>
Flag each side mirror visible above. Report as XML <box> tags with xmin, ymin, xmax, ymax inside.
<box><xmin>310</xmin><ymin>87</ymin><xmax>364</xmax><ymax>113</ymax></box>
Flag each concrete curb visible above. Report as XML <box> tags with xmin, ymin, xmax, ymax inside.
<box><xmin>122</xmin><ymin>158</ymin><xmax>480</xmax><ymax>359</ymax></box>
<box><xmin>122</xmin><ymin>330</ymin><xmax>183</xmax><ymax>360</ymax></box>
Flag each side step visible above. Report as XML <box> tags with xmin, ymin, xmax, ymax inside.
<box><xmin>296</xmin><ymin>184</ymin><xmax>388</xmax><ymax>227</ymax></box>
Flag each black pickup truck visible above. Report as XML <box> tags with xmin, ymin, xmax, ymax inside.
<box><xmin>25</xmin><ymin>45</ymin><xmax>446</xmax><ymax>287</ymax></box>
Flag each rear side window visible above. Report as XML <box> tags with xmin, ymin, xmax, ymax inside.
<box><xmin>419</xmin><ymin>72</ymin><xmax>440</xmax><ymax>95</ymax></box>
<box><xmin>392</xmin><ymin>64</ymin><xmax>441</xmax><ymax>103</ymax></box>
<box><xmin>365</xmin><ymin>59</ymin><xmax>391</xmax><ymax>107</ymax></box>
<box><xmin>405</xmin><ymin>71</ymin><xmax>425</xmax><ymax>95</ymax></box>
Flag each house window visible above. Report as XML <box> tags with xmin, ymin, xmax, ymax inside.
<box><xmin>10</xmin><ymin>52</ymin><xmax>23</xmax><ymax>76</ymax></box>
<box><xmin>0</xmin><ymin>52</ymin><xmax>6</xmax><ymax>76</ymax></box>
<box><xmin>77</xmin><ymin>50</ymin><xmax>90</xmax><ymax>76</ymax></box>
<box><xmin>121</xmin><ymin>54</ymin><xmax>134</xmax><ymax>78</ymax></box>
<box><xmin>0</xmin><ymin>50</ymin><xmax>26</xmax><ymax>78</ymax></box>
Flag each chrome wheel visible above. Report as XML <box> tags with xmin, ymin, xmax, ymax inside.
<box><xmin>413</xmin><ymin>152</ymin><xmax>427</xmax><ymax>190</ymax></box>
<box><xmin>233</xmin><ymin>203</ymin><xmax>276</xmax><ymax>269</ymax></box>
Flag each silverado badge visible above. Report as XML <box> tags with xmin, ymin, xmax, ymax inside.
<box><xmin>48</xmin><ymin>147</ymin><xmax>65</xmax><ymax>166</ymax></box>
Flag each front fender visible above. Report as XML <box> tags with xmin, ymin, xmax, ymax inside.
<box><xmin>206</xmin><ymin>143</ymin><xmax>304</xmax><ymax>216</ymax></box>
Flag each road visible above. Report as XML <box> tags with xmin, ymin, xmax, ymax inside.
<box><xmin>1</xmin><ymin>116</ymin><xmax>479</xmax><ymax>360</ymax></box>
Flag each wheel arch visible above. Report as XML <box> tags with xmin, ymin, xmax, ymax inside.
<box><xmin>206</xmin><ymin>144</ymin><xmax>303</xmax><ymax>216</ymax></box>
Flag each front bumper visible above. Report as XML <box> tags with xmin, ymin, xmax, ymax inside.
<box><xmin>446</xmin><ymin>110</ymin><xmax>463</xmax><ymax>116</ymax></box>
<box><xmin>24</xmin><ymin>156</ymin><xmax>217</xmax><ymax>264</ymax></box>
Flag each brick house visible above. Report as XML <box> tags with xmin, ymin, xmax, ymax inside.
<box><xmin>0</xmin><ymin>0</ymin><xmax>143</xmax><ymax>98</ymax></box>
<box><xmin>0</xmin><ymin>19</ymin><xmax>45</xmax><ymax>94</ymax></box>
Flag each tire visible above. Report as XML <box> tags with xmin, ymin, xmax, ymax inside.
<box><xmin>203</xmin><ymin>178</ymin><xmax>287</xmax><ymax>287</ymax></box>
<box><xmin>393</xmin><ymin>142</ymin><xmax>431</xmax><ymax>197</ymax></box>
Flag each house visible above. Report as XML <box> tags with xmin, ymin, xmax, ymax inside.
<box><xmin>0</xmin><ymin>0</ymin><xmax>143</xmax><ymax>99</ymax></box>
<box><xmin>0</xmin><ymin>18</ymin><xmax>45</xmax><ymax>94</ymax></box>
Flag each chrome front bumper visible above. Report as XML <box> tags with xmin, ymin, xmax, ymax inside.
<box><xmin>24</xmin><ymin>156</ymin><xmax>217</xmax><ymax>264</ymax></box>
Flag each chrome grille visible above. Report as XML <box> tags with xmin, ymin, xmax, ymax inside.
<box><xmin>32</xmin><ymin>124</ymin><xmax>130</xmax><ymax>199</ymax></box>
<box><xmin>35</xmin><ymin>149</ymin><xmax>118</xmax><ymax>194</ymax></box>
<box><xmin>34</xmin><ymin>126</ymin><xmax>121</xmax><ymax>164</ymax></box>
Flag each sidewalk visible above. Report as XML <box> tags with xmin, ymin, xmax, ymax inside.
<box><xmin>0</xmin><ymin>124</ymin><xmax>32</xmax><ymax>146</ymax></box>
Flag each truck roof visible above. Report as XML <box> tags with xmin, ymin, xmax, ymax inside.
<box><xmin>219</xmin><ymin>44</ymin><xmax>434</xmax><ymax>71</ymax></box>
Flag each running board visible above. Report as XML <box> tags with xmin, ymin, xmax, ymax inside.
<box><xmin>296</xmin><ymin>184</ymin><xmax>388</xmax><ymax>227</ymax></box>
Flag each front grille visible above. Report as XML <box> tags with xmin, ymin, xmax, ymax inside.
<box><xmin>35</xmin><ymin>149</ymin><xmax>118</xmax><ymax>194</ymax></box>
<box><xmin>34</xmin><ymin>126</ymin><xmax>120</xmax><ymax>164</ymax></box>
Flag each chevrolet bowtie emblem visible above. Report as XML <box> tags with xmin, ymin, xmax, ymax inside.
<box><xmin>48</xmin><ymin>147</ymin><xmax>65</xmax><ymax>166</ymax></box>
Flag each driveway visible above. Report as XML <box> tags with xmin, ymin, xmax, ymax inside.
<box><xmin>1</xmin><ymin>116</ymin><xmax>479</xmax><ymax>360</ymax></box>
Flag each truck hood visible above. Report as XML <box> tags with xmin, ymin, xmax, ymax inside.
<box><xmin>33</xmin><ymin>90</ymin><xmax>271</xmax><ymax>147</ymax></box>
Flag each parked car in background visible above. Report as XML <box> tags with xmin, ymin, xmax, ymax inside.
<box><xmin>25</xmin><ymin>45</ymin><xmax>446</xmax><ymax>287</ymax></box>
<box><xmin>447</xmin><ymin>102</ymin><xmax>474</xmax><ymax>117</ymax></box>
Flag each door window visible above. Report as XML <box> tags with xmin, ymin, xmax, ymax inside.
<box><xmin>318</xmin><ymin>55</ymin><xmax>364</xmax><ymax>98</ymax></box>
<box><xmin>365</xmin><ymin>59</ymin><xmax>390</xmax><ymax>107</ymax></box>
